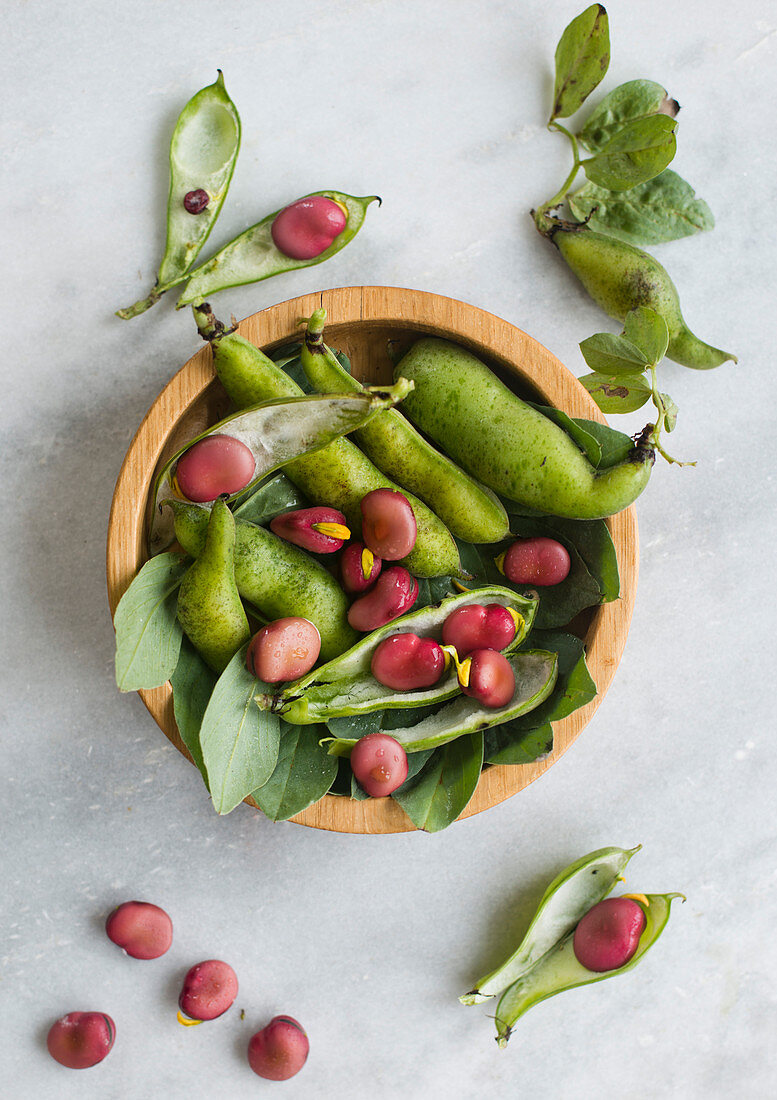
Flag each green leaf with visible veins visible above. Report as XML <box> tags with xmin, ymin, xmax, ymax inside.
<box><xmin>114</xmin><ymin>552</ymin><xmax>188</xmax><ymax>692</ymax></box>
<box><xmin>578</xmin><ymin>79</ymin><xmax>679</xmax><ymax>153</ymax></box>
<box><xmin>170</xmin><ymin>635</ymin><xmax>217</xmax><ymax>783</ymax></box>
<box><xmin>392</xmin><ymin>733</ymin><xmax>484</xmax><ymax>832</ymax></box>
<box><xmin>199</xmin><ymin>645</ymin><xmax>280</xmax><ymax>815</ymax></box>
<box><xmin>550</xmin><ymin>4</ymin><xmax>610</xmax><ymax>121</ymax></box>
<box><xmin>579</xmin><ymin>332</ymin><xmax>649</xmax><ymax>376</ymax></box>
<box><xmin>584</xmin><ymin>115</ymin><xmax>677</xmax><ymax>191</ymax></box>
<box><xmin>568</xmin><ymin>169</ymin><xmax>714</xmax><ymax>246</ymax></box>
<box><xmin>580</xmin><ymin>373</ymin><xmax>652</xmax><ymax>414</ymax></box>
<box><xmin>623</xmin><ymin>307</ymin><xmax>669</xmax><ymax>366</ymax></box>
<box><xmin>252</xmin><ymin>722</ymin><xmax>338</xmax><ymax>821</ymax></box>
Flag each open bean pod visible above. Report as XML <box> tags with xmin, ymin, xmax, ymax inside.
<box><xmin>262</xmin><ymin>585</ymin><xmax>539</xmax><ymax>726</ymax></box>
<box><xmin>461</xmin><ymin>846</ymin><xmax>640</xmax><ymax>1005</ymax></box>
<box><xmin>150</xmin><ymin>384</ymin><xmax>410</xmax><ymax>555</ymax></box>
<box><xmin>326</xmin><ymin>648</ymin><xmax>558</xmax><ymax>754</ymax></box>
<box><xmin>117</xmin><ymin>72</ymin><xmax>241</xmax><ymax>319</ymax></box>
<box><xmin>176</xmin><ymin>192</ymin><xmax>379</xmax><ymax>306</ymax></box>
<box><xmin>494</xmin><ymin>892</ymin><xmax>684</xmax><ymax>1046</ymax></box>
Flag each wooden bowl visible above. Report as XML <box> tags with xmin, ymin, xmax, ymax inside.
<box><xmin>107</xmin><ymin>286</ymin><xmax>637</xmax><ymax>833</ymax></box>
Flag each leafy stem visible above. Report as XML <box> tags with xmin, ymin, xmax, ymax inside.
<box><xmin>535</xmin><ymin>123</ymin><xmax>582</xmax><ymax>228</ymax></box>
<box><xmin>647</xmin><ymin>364</ymin><xmax>694</xmax><ymax>467</ymax></box>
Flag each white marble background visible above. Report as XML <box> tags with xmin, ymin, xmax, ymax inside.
<box><xmin>2</xmin><ymin>0</ymin><xmax>775</xmax><ymax>1096</ymax></box>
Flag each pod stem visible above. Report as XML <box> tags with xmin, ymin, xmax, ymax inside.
<box><xmin>115</xmin><ymin>285</ymin><xmax>163</xmax><ymax>320</ymax></box>
<box><xmin>192</xmin><ymin>302</ymin><xmax>234</xmax><ymax>343</ymax></box>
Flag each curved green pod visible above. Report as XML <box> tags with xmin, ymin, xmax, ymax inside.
<box><xmin>265</xmin><ymin>585</ymin><xmax>539</xmax><ymax>725</ymax></box>
<box><xmin>177</xmin><ymin>192</ymin><xmax>379</xmax><ymax>306</ymax></box>
<box><xmin>176</xmin><ymin>501</ymin><xmax>250</xmax><ymax>672</ymax></box>
<box><xmin>299</xmin><ymin>310</ymin><xmax>510</xmax><ymax>543</ymax></box>
<box><xmin>461</xmin><ymin>845</ymin><xmax>640</xmax><ymax>1005</ymax></box>
<box><xmin>494</xmin><ymin>892</ymin><xmax>684</xmax><ymax>1046</ymax></box>
<box><xmin>149</xmin><ymin>385</ymin><xmax>410</xmax><ymax>555</ymax></box>
<box><xmin>326</xmin><ymin>649</ymin><xmax>558</xmax><ymax>754</ymax></box>
<box><xmin>117</xmin><ymin>72</ymin><xmax>241</xmax><ymax>319</ymax></box>
<box><xmin>547</xmin><ymin>221</ymin><xmax>736</xmax><ymax>369</ymax></box>
<box><xmin>170</xmin><ymin>501</ymin><xmax>358</xmax><ymax>662</ymax></box>
<box><xmin>395</xmin><ymin>338</ymin><xmax>655</xmax><ymax>519</ymax></box>
<box><xmin>193</xmin><ymin>307</ymin><xmax>463</xmax><ymax>578</ymax></box>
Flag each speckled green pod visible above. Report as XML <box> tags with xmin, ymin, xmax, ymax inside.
<box><xmin>170</xmin><ymin>501</ymin><xmax>358</xmax><ymax>661</ymax></box>
<box><xmin>300</xmin><ymin>311</ymin><xmax>509</xmax><ymax>543</ymax></box>
<box><xmin>395</xmin><ymin>338</ymin><xmax>655</xmax><ymax>520</ymax></box>
<box><xmin>548</xmin><ymin>222</ymin><xmax>736</xmax><ymax>370</ymax></box>
<box><xmin>176</xmin><ymin>501</ymin><xmax>250</xmax><ymax>672</ymax></box>
<box><xmin>193</xmin><ymin>306</ymin><xmax>463</xmax><ymax>577</ymax></box>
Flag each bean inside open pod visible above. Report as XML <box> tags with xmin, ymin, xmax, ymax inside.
<box><xmin>149</xmin><ymin>384</ymin><xmax>410</xmax><ymax>554</ymax></box>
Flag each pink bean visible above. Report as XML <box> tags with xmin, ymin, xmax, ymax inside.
<box><xmin>499</xmin><ymin>537</ymin><xmax>571</xmax><ymax>586</ymax></box>
<box><xmin>347</xmin><ymin>566</ymin><xmax>418</xmax><ymax>632</ymax></box>
<box><xmin>573</xmin><ymin>897</ymin><xmax>646</xmax><ymax>972</ymax></box>
<box><xmin>360</xmin><ymin>489</ymin><xmax>417</xmax><ymax>560</ymax></box>
<box><xmin>46</xmin><ymin>1012</ymin><xmax>115</xmax><ymax>1069</ymax></box>
<box><xmin>105</xmin><ymin>900</ymin><xmax>173</xmax><ymax>960</ymax></box>
<box><xmin>246</xmin><ymin>618</ymin><xmax>321</xmax><ymax>683</ymax></box>
<box><xmin>178</xmin><ymin>960</ymin><xmax>238</xmax><ymax>1022</ymax></box>
<box><xmin>270</xmin><ymin>506</ymin><xmax>350</xmax><ymax>553</ymax></box>
<box><xmin>459</xmin><ymin>648</ymin><xmax>515</xmax><ymax>708</ymax></box>
<box><xmin>183</xmin><ymin>188</ymin><xmax>210</xmax><ymax>214</ymax></box>
<box><xmin>350</xmin><ymin>733</ymin><xmax>409</xmax><ymax>797</ymax></box>
<box><xmin>371</xmin><ymin>633</ymin><xmax>446</xmax><ymax>691</ymax></box>
<box><xmin>442</xmin><ymin>603</ymin><xmax>519</xmax><ymax>657</ymax></box>
<box><xmin>340</xmin><ymin>541</ymin><xmax>382</xmax><ymax>595</ymax></box>
<box><xmin>175</xmin><ymin>434</ymin><xmax>255</xmax><ymax>503</ymax></box>
<box><xmin>247</xmin><ymin>1015</ymin><xmax>310</xmax><ymax>1081</ymax></box>
<box><xmin>271</xmin><ymin>196</ymin><xmax>347</xmax><ymax>260</ymax></box>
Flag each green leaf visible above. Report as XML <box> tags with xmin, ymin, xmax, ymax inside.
<box><xmin>199</xmin><ymin>645</ymin><xmax>281</xmax><ymax>815</ymax></box>
<box><xmin>527</xmin><ymin>403</ymin><xmax>602</xmax><ymax>466</ymax></box>
<box><xmin>568</xmin><ymin>419</ymin><xmax>636</xmax><ymax>468</ymax></box>
<box><xmin>550</xmin><ymin>4</ymin><xmax>610</xmax><ymax>121</ymax></box>
<box><xmin>584</xmin><ymin>115</ymin><xmax>677</xmax><ymax>191</ymax></box>
<box><xmin>484</xmin><ymin>721</ymin><xmax>554</xmax><ymax>766</ymax></box>
<box><xmin>414</xmin><ymin>574</ymin><xmax>458</xmax><ymax>610</ymax></box>
<box><xmin>623</xmin><ymin>307</ymin><xmax>669</xmax><ymax>366</ymax></box>
<box><xmin>170</xmin><ymin>635</ymin><xmax>217</xmax><ymax>783</ymax></box>
<box><xmin>392</xmin><ymin>733</ymin><xmax>484</xmax><ymax>832</ymax></box>
<box><xmin>114</xmin><ymin>552</ymin><xmax>188</xmax><ymax>692</ymax></box>
<box><xmin>578</xmin><ymin>79</ymin><xmax>678</xmax><ymax>153</ymax></box>
<box><xmin>252</xmin><ymin>722</ymin><xmax>338</xmax><ymax>821</ymax></box>
<box><xmin>232</xmin><ymin>473</ymin><xmax>306</xmax><ymax>524</ymax></box>
<box><xmin>660</xmin><ymin>393</ymin><xmax>678</xmax><ymax>432</ymax></box>
<box><xmin>579</xmin><ymin>332</ymin><xmax>649</xmax><ymax>376</ymax></box>
<box><xmin>568</xmin><ymin>169</ymin><xmax>715</xmax><ymax>246</ymax></box>
<box><xmin>579</xmin><ymin>373</ymin><xmax>652</xmax><ymax>413</ymax></box>
<box><xmin>523</xmin><ymin>630</ymin><xmax>597</xmax><ymax>725</ymax></box>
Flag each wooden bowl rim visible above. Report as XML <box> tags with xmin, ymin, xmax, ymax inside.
<box><xmin>107</xmin><ymin>285</ymin><xmax>638</xmax><ymax>834</ymax></box>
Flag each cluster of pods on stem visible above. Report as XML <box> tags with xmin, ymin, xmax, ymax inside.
<box><xmin>46</xmin><ymin>901</ymin><xmax>308</xmax><ymax>1080</ymax></box>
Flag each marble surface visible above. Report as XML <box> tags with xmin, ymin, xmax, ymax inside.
<box><xmin>2</xmin><ymin>0</ymin><xmax>775</xmax><ymax>1095</ymax></box>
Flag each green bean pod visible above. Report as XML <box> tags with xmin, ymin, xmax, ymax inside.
<box><xmin>461</xmin><ymin>846</ymin><xmax>640</xmax><ymax>1005</ymax></box>
<box><xmin>170</xmin><ymin>501</ymin><xmax>358</xmax><ymax>661</ymax></box>
<box><xmin>176</xmin><ymin>501</ymin><xmax>250</xmax><ymax>672</ymax></box>
<box><xmin>299</xmin><ymin>310</ymin><xmax>510</xmax><ymax>543</ymax></box>
<box><xmin>494</xmin><ymin>892</ymin><xmax>684</xmax><ymax>1046</ymax></box>
<box><xmin>546</xmin><ymin>220</ymin><xmax>736</xmax><ymax>369</ymax></box>
<box><xmin>325</xmin><ymin>649</ymin><xmax>558</xmax><ymax>754</ymax></box>
<box><xmin>117</xmin><ymin>72</ymin><xmax>241</xmax><ymax>319</ymax></box>
<box><xmin>177</xmin><ymin>192</ymin><xmax>379</xmax><ymax>307</ymax></box>
<box><xmin>265</xmin><ymin>585</ymin><xmax>539</xmax><ymax>725</ymax></box>
<box><xmin>193</xmin><ymin>307</ymin><xmax>463</xmax><ymax>577</ymax></box>
<box><xmin>395</xmin><ymin>338</ymin><xmax>655</xmax><ymax>519</ymax></box>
